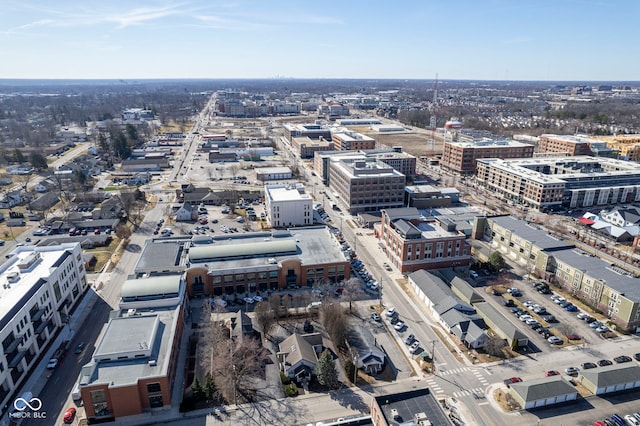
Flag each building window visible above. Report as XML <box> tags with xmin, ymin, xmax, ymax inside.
<box><xmin>147</xmin><ymin>382</ymin><xmax>161</xmax><ymax>393</ymax></box>
<box><xmin>149</xmin><ymin>395</ymin><xmax>163</xmax><ymax>408</ymax></box>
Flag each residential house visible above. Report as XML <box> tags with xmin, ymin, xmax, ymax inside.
<box><xmin>175</xmin><ymin>204</ymin><xmax>198</xmax><ymax>222</ymax></box>
<box><xmin>92</xmin><ymin>197</ymin><xmax>124</xmax><ymax>220</ymax></box>
<box><xmin>0</xmin><ymin>191</ymin><xmax>29</xmax><ymax>209</ymax></box>
<box><xmin>277</xmin><ymin>333</ymin><xmax>323</xmax><ymax>385</ymax></box>
<box><xmin>29</xmin><ymin>192</ymin><xmax>59</xmax><ymax>211</ymax></box>
<box><xmin>348</xmin><ymin>326</ymin><xmax>385</xmax><ymax>374</ymax></box>
<box><xmin>227</xmin><ymin>310</ymin><xmax>259</xmax><ymax>343</ymax></box>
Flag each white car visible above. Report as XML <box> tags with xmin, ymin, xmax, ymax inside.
<box><xmin>409</xmin><ymin>341</ymin><xmax>421</xmax><ymax>354</ymax></box>
<box><xmin>46</xmin><ymin>358</ymin><xmax>59</xmax><ymax>369</ymax></box>
<box><xmin>243</xmin><ymin>297</ymin><xmax>255</xmax><ymax>304</ymax></box>
<box><xmin>385</xmin><ymin>307</ymin><xmax>396</xmax><ymax>317</ymax></box>
<box><xmin>519</xmin><ymin>314</ymin><xmax>533</xmax><ymax>322</ymax></box>
<box><xmin>252</xmin><ymin>295</ymin><xmax>263</xmax><ymax>302</ymax></box>
<box><xmin>394</xmin><ymin>321</ymin><xmax>405</xmax><ymax>331</ymax></box>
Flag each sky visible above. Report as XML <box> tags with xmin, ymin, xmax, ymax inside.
<box><xmin>1</xmin><ymin>0</ymin><xmax>639</xmax><ymax>81</ymax></box>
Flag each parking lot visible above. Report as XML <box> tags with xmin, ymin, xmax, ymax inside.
<box><xmin>493</xmin><ymin>280</ymin><xmax>617</xmax><ymax>352</ymax></box>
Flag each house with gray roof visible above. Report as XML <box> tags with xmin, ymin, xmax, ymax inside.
<box><xmin>347</xmin><ymin>326</ymin><xmax>385</xmax><ymax>374</ymax></box>
<box><xmin>510</xmin><ymin>376</ymin><xmax>578</xmax><ymax>410</ymax></box>
<box><xmin>277</xmin><ymin>333</ymin><xmax>323</xmax><ymax>385</ymax></box>
<box><xmin>580</xmin><ymin>364</ymin><xmax>640</xmax><ymax>395</ymax></box>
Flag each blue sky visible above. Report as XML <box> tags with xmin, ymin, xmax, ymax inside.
<box><xmin>1</xmin><ymin>0</ymin><xmax>639</xmax><ymax>81</ymax></box>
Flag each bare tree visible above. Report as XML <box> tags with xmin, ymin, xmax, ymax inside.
<box><xmin>340</xmin><ymin>278</ymin><xmax>365</xmax><ymax>313</ymax></box>
<box><xmin>253</xmin><ymin>301</ymin><xmax>275</xmax><ymax>340</ymax></box>
<box><xmin>485</xmin><ymin>334</ymin><xmax>507</xmax><ymax>357</ymax></box>
<box><xmin>229</xmin><ymin>163</ymin><xmax>239</xmax><ymax>180</ymax></box>
<box><xmin>115</xmin><ymin>224</ymin><xmax>132</xmax><ymax>240</ymax></box>
<box><xmin>320</xmin><ymin>303</ymin><xmax>348</xmax><ymax>350</ymax></box>
<box><xmin>211</xmin><ymin>337</ymin><xmax>267</xmax><ymax>404</ymax></box>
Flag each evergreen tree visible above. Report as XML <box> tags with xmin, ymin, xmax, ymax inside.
<box><xmin>192</xmin><ymin>377</ymin><xmax>204</xmax><ymax>401</ymax></box>
<box><xmin>29</xmin><ymin>152</ymin><xmax>48</xmax><ymax>170</ymax></box>
<box><xmin>316</xmin><ymin>350</ymin><xmax>338</xmax><ymax>389</ymax></box>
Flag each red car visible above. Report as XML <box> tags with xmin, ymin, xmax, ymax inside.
<box><xmin>63</xmin><ymin>407</ymin><xmax>76</xmax><ymax>424</ymax></box>
<box><xmin>503</xmin><ymin>377</ymin><xmax>522</xmax><ymax>388</ymax></box>
<box><xmin>545</xmin><ymin>370</ymin><xmax>560</xmax><ymax>377</ymax></box>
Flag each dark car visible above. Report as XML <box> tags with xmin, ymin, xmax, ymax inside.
<box><xmin>405</xmin><ymin>334</ymin><xmax>415</xmax><ymax>345</ymax></box>
<box><xmin>303</xmin><ymin>320</ymin><xmax>314</xmax><ymax>333</ymax></box>
<box><xmin>74</xmin><ymin>343</ymin><xmax>85</xmax><ymax>354</ymax></box>
<box><xmin>390</xmin><ymin>315</ymin><xmax>400</xmax><ymax>325</ymax></box>
<box><xmin>634</xmin><ymin>353</ymin><xmax>640</xmax><ymax>362</ymax></box>
<box><xmin>597</xmin><ymin>359</ymin><xmax>613</xmax><ymax>367</ymax></box>
<box><xmin>581</xmin><ymin>362</ymin><xmax>597</xmax><ymax>370</ymax></box>
<box><xmin>614</xmin><ymin>355</ymin><xmax>632</xmax><ymax>363</ymax></box>
<box><xmin>503</xmin><ymin>299</ymin><xmax>515</xmax><ymax>307</ymax></box>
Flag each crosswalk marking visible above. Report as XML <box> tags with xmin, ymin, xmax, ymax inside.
<box><xmin>437</xmin><ymin>367</ymin><xmax>470</xmax><ymax>376</ymax></box>
<box><xmin>452</xmin><ymin>387</ymin><xmax>485</xmax><ymax>398</ymax></box>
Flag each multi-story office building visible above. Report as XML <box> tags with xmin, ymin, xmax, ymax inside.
<box><xmin>283</xmin><ymin>123</ymin><xmax>332</xmax><ymax>143</ymax></box>
<box><xmin>314</xmin><ymin>149</ymin><xmax>416</xmax><ymax>184</ymax></box>
<box><xmin>537</xmin><ymin>134</ymin><xmax>593</xmax><ymax>156</ymax></box>
<box><xmin>79</xmin><ymin>275</ymin><xmax>185</xmax><ymax>422</ymax></box>
<box><xmin>476</xmin><ymin>156</ymin><xmax>640</xmax><ymax>210</ymax></box>
<box><xmin>329</xmin><ymin>158</ymin><xmax>406</xmax><ymax>214</ymax></box>
<box><xmin>291</xmin><ymin>136</ymin><xmax>334</xmax><ymax>158</ymax></box>
<box><xmin>185</xmin><ymin>228</ymin><xmax>350</xmax><ymax>297</ymax></box>
<box><xmin>331</xmin><ymin>131</ymin><xmax>376</xmax><ymax>151</ymax></box>
<box><xmin>441</xmin><ymin>140</ymin><xmax>534</xmax><ymax>175</ymax></box>
<box><xmin>0</xmin><ymin>243</ymin><xmax>88</xmax><ymax>410</ymax></box>
<box><xmin>474</xmin><ymin>215</ymin><xmax>640</xmax><ymax>332</ymax></box>
<box><xmin>265</xmin><ymin>184</ymin><xmax>313</xmax><ymax>228</ymax></box>
<box><xmin>377</xmin><ymin>208</ymin><xmax>471</xmax><ymax>273</ymax></box>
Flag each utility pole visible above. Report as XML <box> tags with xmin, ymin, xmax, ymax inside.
<box><xmin>378</xmin><ymin>275</ymin><xmax>383</xmax><ymax>308</ymax></box>
<box><xmin>431</xmin><ymin>340</ymin><xmax>436</xmax><ymax>374</ymax></box>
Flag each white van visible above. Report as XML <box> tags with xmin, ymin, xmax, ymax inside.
<box><xmin>307</xmin><ymin>301</ymin><xmax>322</xmax><ymax>310</ymax></box>
<box><xmin>72</xmin><ymin>383</ymin><xmax>81</xmax><ymax>401</ymax></box>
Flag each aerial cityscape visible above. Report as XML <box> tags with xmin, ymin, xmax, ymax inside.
<box><xmin>2</xmin><ymin>2</ymin><xmax>640</xmax><ymax>426</ymax></box>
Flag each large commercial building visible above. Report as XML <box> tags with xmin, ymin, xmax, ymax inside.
<box><xmin>0</xmin><ymin>243</ymin><xmax>88</xmax><ymax>411</ymax></box>
<box><xmin>331</xmin><ymin>131</ymin><xmax>376</xmax><ymax>151</ymax></box>
<box><xmin>476</xmin><ymin>156</ymin><xmax>640</xmax><ymax>210</ymax></box>
<box><xmin>376</xmin><ymin>208</ymin><xmax>471</xmax><ymax>273</ymax></box>
<box><xmin>185</xmin><ymin>228</ymin><xmax>350</xmax><ymax>298</ymax></box>
<box><xmin>78</xmin><ymin>275</ymin><xmax>185</xmax><ymax>422</ymax></box>
<box><xmin>255</xmin><ymin>167</ymin><xmax>293</xmax><ymax>181</ymax></box>
<box><xmin>537</xmin><ymin>134</ymin><xmax>593</xmax><ymax>156</ymax></box>
<box><xmin>283</xmin><ymin>123</ymin><xmax>332</xmax><ymax>143</ymax></box>
<box><xmin>291</xmin><ymin>136</ymin><xmax>334</xmax><ymax>159</ymax></box>
<box><xmin>441</xmin><ymin>140</ymin><xmax>534</xmax><ymax>175</ymax></box>
<box><xmin>264</xmin><ymin>184</ymin><xmax>313</xmax><ymax>228</ymax></box>
<box><xmin>474</xmin><ymin>215</ymin><xmax>640</xmax><ymax>332</ymax></box>
<box><xmin>329</xmin><ymin>158</ymin><xmax>406</xmax><ymax>214</ymax></box>
<box><xmin>314</xmin><ymin>149</ymin><xmax>416</xmax><ymax>184</ymax></box>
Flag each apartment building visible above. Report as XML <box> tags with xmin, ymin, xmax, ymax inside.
<box><xmin>590</xmin><ymin>134</ymin><xmax>640</xmax><ymax>161</ymax></box>
<box><xmin>476</xmin><ymin>156</ymin><xmax>640</xmax><ymax>210</ymax></box>
<box><xmin>377</xmin><ymin>208</ymin><xmax>471</xmax><ymax>273</ymax></box>
<box><xmin>283</xmin><ymin>123</ymin><xmax>332</xmax><ymax>143</ymax></box>
<box><xmin>185</xmin><ymin>228</ymin><xmax>350</xmax><ymax>297</ymax></box>
<box><xmin>329</xmin><ymin>158</ymin><xmax>406</xmax><ymax>214</ymax></box>
<box><xmin>331</xmin><ymin>131</ymin><xmax>376</xmax><ymax>151</ymax></box>
<box><xmin>0</xmin><ymin>243</ymin><xmax>88</xmax><ymax>410</ymax></box>
<box><xmin>441</xmin><ymin>140</ymin><xmax>534</xmax><ymax>175</ymax></box>
<box><xmin>79</xmin><ymin>275</ymin><xmax>185</xmax><ymax>422</ymax></box>
<box><xmin>264</xmin><ymin>184</ymin><xmax>313</xmax><ymax>228</ymax></box>
<box><xmin>538</xmin><ymin>134</ymin><xmax>592</xmax><ymax>156</ymax></box>
<box><xmin>474</xmin><ymin>215</ymin><xmax>640</xmax><ymax>332</ymax></box>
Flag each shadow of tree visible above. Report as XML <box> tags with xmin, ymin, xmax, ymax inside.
<box><xmin>329</xmin><ymin>387</ymin><xmax>369</xmax><ymax>413</ymax></box>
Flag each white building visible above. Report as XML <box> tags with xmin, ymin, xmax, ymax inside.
<box><xmin>0</xmin><ymin>243</ymin><xmax>88</xmax><ymax>410</ymax></box>
<box><xmin>264</xmin><ymin>184</ymin><xmax>313</xmax><ymax>228</ymax></box>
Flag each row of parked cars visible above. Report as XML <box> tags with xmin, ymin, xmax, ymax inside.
<box><xmin>382</xmin><ymin>307</ymin><xmax>422</xmax><ymax>355</ymax></box>
<box><xmin>352</xmin><ymin>259</ymin><xmax>380</xmax><ymax>293</ymax></box>
<box><xmin>596</xmin><ymin>412</ymin><xmax>640</xmax><ymax>426</ymax></box>
<box><xmin>562</xmin><ymin>353</ymin><xmax>640</xmax><ymax>377</ymax></box>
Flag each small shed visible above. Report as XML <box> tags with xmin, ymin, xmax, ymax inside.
<box><xmin>580</xmin><ymin>364</ymin><xmax>640</xmax><ymax>395</ymax></box>
<box><xmin>510</xmin><ymin>376</ymin><xmax>578</xmax><ymax>410</ymax></box>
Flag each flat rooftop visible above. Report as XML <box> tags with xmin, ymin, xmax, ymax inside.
<box><xmin>81</xmin><ymin>305</ymin><xmax>179</xmax><ymax>388</ymax></box>
<box><xmin>447</xmin><ymin>139</ymin><xmax>533</xmax><ymax>148</ymax></box>
<box><xmin>0</xmin><ymin>243</ymin><xmax>79</xmax><ymax>330</ymax></box>
<box><xmin>266</xmin><ymin>185</ymin><xmax>311</xmax><ymax>202</ymax></box>
<box><xmin>134</xmin><ymin>237</ymin><xmax>186</xmax><ymax>274</ymax></box>
<box><xmin>188</xmin><ymin>228</ymin><xmax>347</xmax><ymax>273</ymax></box>
<box><xmin>375</xmin><ymin>388</ymin><xmax>450</xmax><ymax>426</ymax></box>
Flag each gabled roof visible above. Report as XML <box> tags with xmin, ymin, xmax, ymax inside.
<box><xmin>393</xmin><ymin>219</ymin><xmax>422</xmax><ymax>238</ymax></box>
<box><xmin>450</xmin><ymin>276</ymin><xmax>485</xmax><ymax>304</ymax></box>
<box><xmin>474</xmin><ymin>301</ymin><xmax>528</xmax><ymax>342</ymax></box>
<box><xmin>581</xmin><ymin>364</ymin><xmax>640</xmax><ymax>388</ymax></box>
<box><xmin>278</xmin><ymin>333</ymin><xmax>320</xmax><ymax>369</ymax></box>
<box><xmin>465</xmin><ymin>322</ymin><xmax>487</xmax><ymax>343</ymax></box>
<box><xmin>510</xmin><ymin>376</ymin><xmax>577</xmax><ymax>402</ymax></box>
<box><xmin>409</xmin><ymin>270</ymin><xmax>452</xmax><ymax>305</ymax></box>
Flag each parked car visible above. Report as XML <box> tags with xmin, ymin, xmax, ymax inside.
<box><xmin>545</xmin><ymin>370</ymin><xmax>560</xmax><ymax>377</ymax></box>
<box><xmin>634</xmin><ymin>353</ymin><xmax>640</xmax><ymax>362</ymax></box>
<box><xmin>547</xmin><ymin>336</ymin><xmax>562</xmax><ymax>345</ymax></box>
<box><xmin>394</xmin><ymin>321</ymin><xmax>406</xmax><ymax>331</ymax></box>
<box><xmin>581</xmin><ymin>362</ymin><xmax>597</xmax><ymax>370</ymax></box>
<box><xmin>565</xmin><ymin>304</ymin><xmax>578</xmax><ymax>312</ymax></box>
<box><xmin>46</xmin><ymin>358</ymin><xmax>59</xmax><ymax>369</ymax></box>
<box><xmin>383</xmin><ymin>262</ymin><xmax>392</xmax><ymax>271</ymax></box>
<box><xmin>597</xmin><ymin>359</ymin><xmax>613</xmax><ymax>367</ymax></box>
<box><xmin>596</xmin><ymin>326</ymin><xmax>610</xmax><ymax>333</ymax></box>
<box><xmin>252</xmin><ymin>295</ymin><xmax>263</xmax><ymax>302</ymax></box>
<box><xmin>614</xmin><ymin>355</ymin><xmax>632</xmax><ymax>363</ymax></box>
<box><xmin>409</xmin><ymin>341</ymin><xmax>421</xmax><ymax>354</ymax></box>
<box><xmin>564</xmin><ymin>366</ymin><xmax>579</xmax><ymax>376</ymax></box>
<box><xmin>371</xmin><ymin>312</ymin><xmax>381</xmax><ymax>322</ymax></box>
<box><xmin>405</xmin><ymin>334</ymin><xmax>415</xmax><ymax>345</ymax></box>
<box><xmin>567</xmin><ymin>334</ymin><xmax>581</xmax><ymax>341</ymax></box>
<box><xmin>577</xmin><ymin>312</ymin><xmax>589</xmax><ymax>320</ymax></box>
<box><xmin>590</xmin><ymin>321</ymin><xmax>604</xmax><ymax>329</ymax></box>
<box><xmin>390</xmin><ymin>315</ymin><xmax>400</xmax><ymax>325</ymax></box>
<box><xmin>385</xmin><ymin>307</ymin><xmax>396</xmax><ymax>317</ymax></box>
<box><xmin>74</xmin><ymin>343</ymin><xmax>85</xmax><ymax>354</ymax></box>
<box><xmin>503</xmin><ymin>299</ymin><xmax>515</xmax><ymax>307</ymax></box>
<box><xmin>63</xmin><ymin>407</ymin><xmax>77</xmax><ymax>424</ymax></box>
<box><xmin>503</xmin><ymin>377</ymin><xmax>522</xmax><ymax>388</ymax></box>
